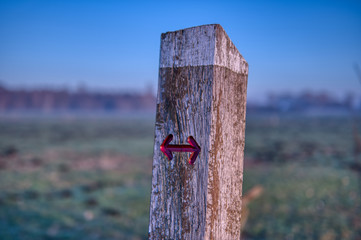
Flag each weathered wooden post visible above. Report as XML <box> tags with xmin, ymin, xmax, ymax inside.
<box><xmin>149</xmin><ymin>24</ymin><xmax>248</xmax><ymax>239</ymax></box>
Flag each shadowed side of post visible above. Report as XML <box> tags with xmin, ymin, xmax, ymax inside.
<box><xmin>205</xmin><ymin>25</ymin><xmax>248</xmax><ymax>239</ymax></box>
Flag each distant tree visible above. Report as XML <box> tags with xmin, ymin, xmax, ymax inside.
<box><xmin>354</xmin><ymin>63</ymin><xmax>361</xmax><ymax>86</ymax></box>
<box><xmin>352</xmin><ymin>63</ymin><xmax>361</xmax><ymax>164</ymax></box>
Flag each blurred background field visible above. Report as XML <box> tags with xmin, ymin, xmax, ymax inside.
<box><xmin>0</xmin><ymin>113</ymin><xmax>360</xmax><ymax>240</ymax></box>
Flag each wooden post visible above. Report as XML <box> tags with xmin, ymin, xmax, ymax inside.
<box><xmin>149</xmin><ymin>24</ymin><xmax>249</xmax><ymax>240</ymax></box>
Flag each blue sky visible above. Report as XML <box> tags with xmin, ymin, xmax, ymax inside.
<box><xmin>0</xmin><ymin>0</ymin><xmax>360</xmax><ymax>100</ymax></box>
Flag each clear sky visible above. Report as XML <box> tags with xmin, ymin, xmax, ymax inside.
<box><xmin>0</xmin><ymin>0</ymin><xmax>360</xmax><ymax>100</ymax></box>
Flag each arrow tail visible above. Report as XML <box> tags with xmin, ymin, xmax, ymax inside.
<box><xmin>167</xmin><ymin>145</ymin><xmax>197</xmax><ymax>152</ymax></box>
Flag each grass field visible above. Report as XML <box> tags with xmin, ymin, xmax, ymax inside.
<box><xmin>0</xmin><ymin>114</ymin><xmax>360</xmax><ymax>240</ymax></box>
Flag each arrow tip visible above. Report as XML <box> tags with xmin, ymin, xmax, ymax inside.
<box><xmin>160</xmin><ymin>134</ymin><xmax>173</xmax><ymax>160</ymax></box>
<box><xmin>187</xmin><ymin>136</ymin><xmax>201</xmax><ymax>165</ymax></box>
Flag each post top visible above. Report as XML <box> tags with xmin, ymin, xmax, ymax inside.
<box><xmin>159</xmin><ymin>24</ymin><xmax>248</xmax><ymax>75</ymax></box>
<box><xmin>161</xmin><ymin>23</ymin><xmax>222</xmax><ymax>35</ymax></box>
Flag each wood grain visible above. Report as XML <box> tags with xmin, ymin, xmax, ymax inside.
<box><xmin>149</xmin><ymin>24</ymin><xmax>248</xmax><ymax>240</ymax></box>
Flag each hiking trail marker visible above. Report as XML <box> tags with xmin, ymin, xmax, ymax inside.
<box><xmin>149</xmin><ymin>24</ymin><xmax>249</xmax><ymax>240</ymax></box>
<box><xmin>160</xmin><ymin>134</ymin><xmax>201</xmax><ymax>165</ymax></box>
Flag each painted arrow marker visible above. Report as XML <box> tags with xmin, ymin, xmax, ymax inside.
<box><xmin>160</xmin><ymin>134</ymin><xmax>201</xmax><ymax>165</ymax></box>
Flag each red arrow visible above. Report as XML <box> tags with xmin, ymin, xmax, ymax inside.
<box><xmin>160</xmin><ymin>134</ymin><xmax>201</xmax><ymax>165</ymax></box>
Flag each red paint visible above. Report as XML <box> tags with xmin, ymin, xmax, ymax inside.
<box><xmin>160</xmin><ymin>134</ymin><xmax>201</xmax><ymax>165</ymax></box>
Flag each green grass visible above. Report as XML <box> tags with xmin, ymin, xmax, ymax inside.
<box><xmin>0</xmin><ymin>117</ymin><xmax>153</xmax><ymax>240</ymax></box>
<box><xmin>243</xmin><ymin>163</ymin><xmax>361</xmax><ymax>240</ymax></box>
<box><xmin>0</xmin><ymin>114</ymin><xmax>360</xmax><ymax>239</ymax></box>
<box><xmin>0</xmin><ymin>118</ymin><xmax>155</xmax><ymax>157</ymax></box>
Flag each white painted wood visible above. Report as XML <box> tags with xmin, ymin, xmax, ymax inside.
<box><xmin>160</xmin><ymin>24</ymin><xmax>248</xmax><ymax>75</ymax></box>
